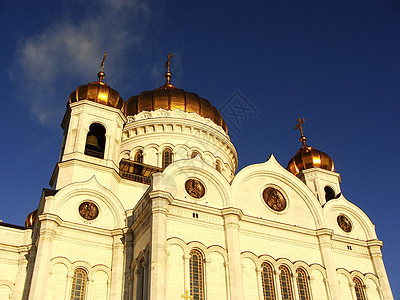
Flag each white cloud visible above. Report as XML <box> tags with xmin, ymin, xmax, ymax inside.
<box><xmin>9</xmin><ymin>0</ymin><xmax>156</xmax><ymax>125</ymax></box>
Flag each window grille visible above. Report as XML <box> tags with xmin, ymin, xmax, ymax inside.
<box><xmin>296</xmin><ymin>268</ymin><xmax>310</xmax><ymax>300</ymax></box>
<box><xmin>70</xmin><ymin>268</ymin><xmax>87</xmax><ymax>300</ymax></box>
<box><xmin>279</xmin><ymin>266</ymin><xmax>293</xmax><ymax>300</ymax></box>
<box><xmin>162</xmin><ymin>149</ymin><xmax>173</xmax><ymax>168</ymax></box>
<box><xmin>189</xmin><ymin>249</ymin><xmax>205</xmax><ymax>300</ymax></box>
<box><xmin>261</xmin><ymin>262</ymin><xmax>276</xmax><ymax>300</ymax></box>
<box><xmin>354</xmin><ymin>277</ymin><xmax>366</xmax><ymax>300</ymax></box>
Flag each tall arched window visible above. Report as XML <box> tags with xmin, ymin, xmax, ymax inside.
<box><xmin>261</xmin><ymin>262</ymin><xmax>276</xmax><ymax>300</ymax></box>
<box><xmin>85</xmin><ymin>123</ymin><xmax>106</xmax><ymax>159</ymax></box>
<box><xmin>353</xmin><ymin>277</ymin><xmax>366</xmax><ymax>300</ymax></box>
<box><xmin>189</xmin><ymin>249</ymin><xmax>205</xmax><ymax>300</ymax></box>
<box><xmin>134</xmin><ymin>150</ymin><xmax>143</xmax><ymax>163</ymax></box>
<box><xmin>279</xmin><ymin>266</ymin><xmax>293</xmax><ymax>300</ymax></box>
<box><xmin>162</xmin><ymin>148</ymin><xmax>173</xmax><ymax>169</ymax></box>
<box><xmin>296</xmin><ymin>268</ymin><xmax>310</xmax><ymax>300</ymax></box>
<box><xmin>70</xmin><ymin>268</ymin><xmax>87</xmax><ymax>300</ymax></box>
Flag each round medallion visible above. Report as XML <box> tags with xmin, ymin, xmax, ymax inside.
<box><xmin>263</xmin><ymin>187</ymin><xmax>286</xmax><ymax>211</ymax></box>
<box><xmin>185</xmin><ymin>179</ymin><xmax>205</xmax><ymax>199</ymax></box>
<box><xmin>79</xmin><ymin>202</ymin><xmax>99</xmax><ymax>220</ymax></box>
<box><xmin>337</xmin><ymin>215</ymin><xmax>352</xmax><ymax>233</ymax></box>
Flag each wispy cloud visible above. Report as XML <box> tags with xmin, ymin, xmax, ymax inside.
<box><xmin>9</xmin><ymin>0</ymin><xmax>156</xmax><ymax>125</ymax></box>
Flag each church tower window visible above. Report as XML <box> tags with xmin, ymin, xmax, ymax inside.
<box><xmin>261</xmin><ymin>262</ymin><xmax>276</xmax><ymax>300</ymax></box>
<box><xmin>134</xmin><ymin>150</ymin><xmax>143</xmax><ymax>163</ymax></box>
<box><xmin>279</xmin><ymin>266</ymin><xmax>293</xmax><ymax>300</ymax></box>
<box><xmin>324</xmin><ymin>186</ymin><xmax>335</xmax><ymax>201</ymax></box>
<box><xmin>296</xmin><ymin>268</ymin><xmax>310</xmax><ymax>300</ymax></box>
<box><xmin>84</xmin><ymin>123</ymin><xmax>106</xmax><ymax>159</ymax></box>
<box><xmin>353</xmin><ymin>277</ymin><xmax>366</xmax><ymax>300</ymax></box>
<box><xmin>162</xmin><ymin>148</ymin><xmax>173</xmax><ymax>168</ymax></box>
<box><xmin>70</xmin><ymin>268</ymin><xmax>87</xmax><ymax>300</ymax></box>
<box><xmin>189</xmin><ymin>249</ymin><xmax>205</xmax><ymax>300</ymax></box>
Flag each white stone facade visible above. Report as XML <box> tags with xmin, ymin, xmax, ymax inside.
<box><xmin>0</xmin><ymin>90</ymin><xmax>394</xmax><ymax>300</ymax></box>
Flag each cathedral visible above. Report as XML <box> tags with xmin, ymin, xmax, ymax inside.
<box><xmin>0</xmin><ymin>54</ymin><xmax>394</xmax><ymax>300</ymax></box>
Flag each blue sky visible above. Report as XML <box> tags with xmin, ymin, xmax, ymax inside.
<box><xmin>1</xmin><ymin>0</ymin><xmax>399</xmax><ymax>296</ymax></box>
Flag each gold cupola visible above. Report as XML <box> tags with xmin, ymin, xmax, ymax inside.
<box><xmin>287</xmin><ymin>118</ymin><xmax>334</xmax><ymax>176</ymax></box>
<box><xmin>124</xmin><ymin>53</ymin><xmax>228</xmax><ymax>133</ymax></box>
<box><xmin>68</xmin><ymin>52</ymin><xmax>125</xmax><ymax>111</ymax></box>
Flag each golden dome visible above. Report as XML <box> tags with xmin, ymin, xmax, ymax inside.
<box><xmin>287</xmin><ymin>144</ymin><xmax>335</xmax><ymax>176</ymax></box>
<box><xmin>25</xmin><ymin>209</ymin><xmax>38</xmax><ymax>227</ymax></box>
<box><xmin>69</xmin><ymin>79</ymin><xmax>125</xmax><ymax>111</ymax></box>
<box><xmin>125</xmin><ymin>88</ymin><xmax>228</xmax><ymax>133</ymax></box>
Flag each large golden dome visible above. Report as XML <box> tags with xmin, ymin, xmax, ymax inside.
<box><xmin>69</xmin><ymin>71</ymin><xmax>124</xmax><ymax>111</ymax></box>
<box><xmin>287</xmin><ymin>143</ymin><xmax>334</xmax><ymax>176</ymax></box>
<box><xmin>125</xmin><ymin>87</ymin><xmax>228</xmax><ymax>133</ymax></box>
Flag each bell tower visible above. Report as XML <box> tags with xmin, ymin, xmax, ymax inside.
<box><xmin>51</xmin><ymin>53</ymin><xmax>126</xmax><ymax>190</ymax></box>
<box><xmin>287</xmin><ymin>118</ymin><xmax>341</xmax><ymax>205</ymax></box>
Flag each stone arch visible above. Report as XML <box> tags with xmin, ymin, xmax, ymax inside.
<box><xmin>52</xmin><ymin>176</ymin><xmax>125</xmax><ymax>228</ymax></box>
<box><xmin>50</xmin><ymin>256</ymin><xmax>73</xmax><ymax>274</ymax></box>
<box><xmin>0</xmin><ymin>280</ymin><xmax>14</xmax><ymax>299</ymax></box>
<box><xmin>71</xmin><ymin>261</ymin><xmax>93</xmax><ymax>278</ymax></box>
<box><xmin>323</xmin><ymin>198</ymin><xmax>377</xmax><ymax>240</ymax></box>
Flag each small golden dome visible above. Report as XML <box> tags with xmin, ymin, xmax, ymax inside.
<box><xmin>287</xmin><ymin>144</ymin><xmax>335</xmax><ymax>176</ymax></box>
<box><xmin>125</xmin><ymin>88</ymin><xmax>228</xmax><ymax>133</ymax></box>
<box><xmin>69</xmin><ymin>79</ymin><xmax>124</xmax><ymax>111</ymax></box>
<box><xmin>25</xmin><ymin>209</ymin><xmax>38</xmax><ymax>227</ymax></box>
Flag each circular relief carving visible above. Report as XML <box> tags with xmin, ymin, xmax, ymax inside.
<box><xmin>185</xmin><ymin>179</ymin><xmax>205</xmax><ymax>199</ymax></box>
<box><xmin>263</xmin><ymin>187</ymin><xmax>286</xmax><ymax>211</ymax></box>
<box><xmin>337</xmin><ymin>215</ymin><xmax>352</xmax><ymax>233</ymax></box>
<box><xmin>79</xmin><ymin>202</ymin><xmax>99</xmax><ymax>220</ymax></box>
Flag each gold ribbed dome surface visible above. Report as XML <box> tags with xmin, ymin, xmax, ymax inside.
<box><xmin>125</xmin><ymin>88</ymin><xmax>228</xmax><ymax>133</ymax></box>
<box><xmin>287</xmin><ymin>144</ymin><xmax>334</xmax><ymax>176</ymax></box>
<box><xmin>25</xmin><ymin>209</ymin><xmax>38</xmax><ymax>227</ymax></box>
<box><xmin>69</xmin><ymin>80</ymin><xmax>124</xmax><ymax>111</ymax></box>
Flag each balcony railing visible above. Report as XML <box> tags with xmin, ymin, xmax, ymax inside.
<box><xmin>119</xmin><ymin>159</ymin><xmax>163</xmax><ymax>184</ymax></box>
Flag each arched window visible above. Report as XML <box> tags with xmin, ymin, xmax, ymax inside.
<box><xmin>261</xmin><ymin>262</ymin><xmax>276</xmax><ymax>300</ymax></box>
<box><xmin>134</xmin><ymin>150</ymin><xmax>143</xmax><ymax>163</ymax></box>
<box><xmin>189</xmin><ymin>249</ymin><xmax>205</xmax><ymax>300</ymax></box>
<box><xmin>296</xmin><ymin>268</ymin><xmax>310</xmax><ymax>300</ymax></box>
<box><xmin>279</xmin><ymin>266</ymin><xmax>293</xmax><ymax>300</ymax></box>
<box><xmin>85</xmin><ymin>123</ymin><xmax>106</xmax><ymax>159</ymax></box>
<box><xmin>324</xmin><ymin>186</ymin><xmax>335</xmax><ymax>201</ymax></box>
<box><xmin>162</xmin><ymin>148</ymin><xmax>173</xmax><ymax>169</ymax></box>
<box><xmin>70</xmin><ymin>268</ymin><xmax>87</xmax><ymax>300</ymax></box>
<box><xmin>191</xmin><ymin>151</ymin><xmax>199</xmax><ymax>159</ymax></box>
<box><xmin>353</xmin><ymin>277</ymin><xmax>366</xmax><ymax>300</ymax></box>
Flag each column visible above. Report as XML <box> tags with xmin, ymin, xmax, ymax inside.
<box><xmin>221</xmin><ymin>207</ymin><xmax>244</xmax><ymax>300</ymax></box>
<box><xmin>256</xmin><ymin>267</ymin><xmax>263</xmax><ymax>300</ymax></box>
<box><xmin>123</xmin><ymin>228</ymin><xmax>134</xmax><ymax>300</ymax></box>
<box><xmin>367</xmin><ymin>239</ymin><xmax>394</xmax><ymax>300</ymax></box>
<box><xmin>316</xmin><ymin>228</ymin><xmax>341</xmax><ymax>300</ymax></box>
<box><xmin>292</xmin><ymin>273</ymin><xmax>299</xmax><ymax>300</ymax></box>
<box><xmin>148</xmin><ymin>191</ymin><xmax>171</xmax><ymax>299</ymax></box>
<box><xmin>64</xmin><ymin>274</ymin><xmax>73</xmax><ymax>300</ymax></box>
<box><xmin>12</xmin><ymin>246</ymin><xmax>29</xmax><ymax>300</ymax></box>
<box><xmin>205</xmin><ymin>259</ymin><xmax>212</xmax><ymax>299</ymax></box>
<box><xmin>28</xmin><ymin>214</ymin><xmax>61</xmax><ymax>300</ymax></box>
<box><xmin>110</xmin><ymin>229</ymin><xmax>124</xmax><ymax>299</ymax></box>
<box><xmin>183</xmin><ymin>254</ymin><xmax>191</xmax><ymax>293</ymax></box>
<box><xmin>274</xmin><ymin>269</ymin><xmax>283</xmax><ymax>300</ymax></box>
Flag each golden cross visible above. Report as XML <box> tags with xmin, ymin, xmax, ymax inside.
<box><xmin>101</xmin><ymin>52</ymin><xmax>107</xmax><ymax>72</ymax></box>
<box><xmin>295</xmin><ymin>117</ymin><xmax>305</xmax><ymax>137</ymax></box>
<box><xmin>165</xmin><ymin>52</ymin><xmax>173</xmax><ymax>73</ymax></box>
<box><xmin>181</xmin><ymin>290</ymin><xmax>193</xmax><ymax>300</ymax></box>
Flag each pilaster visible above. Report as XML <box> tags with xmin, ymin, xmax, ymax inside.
<box><xmin>110</xmin><ymin>229</ymin><xmax>124</xmax><ymax>299</ymax></box>
<box><xmin>221</xmin><ymin>207</ymin><xmax>244</xmax><ymax>300</ymax></box>
<box><xmin>316</xmin><ymin>228</ymin><xmax>341</xmax><ymax>300</ymax></box>
<box><xmin>367</xmin><ymin>239</ymin><xmax>394</xmax><ymax>300</ymax></box>
<box><xmin>28</xmin><ymin>214</ymin><xmax>62</xmax><ymax>300</ymax></box>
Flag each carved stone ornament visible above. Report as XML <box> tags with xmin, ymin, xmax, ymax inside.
<box><xmin>185</xmin><ymin>179</ymin><xmax>205</xmax><ymax>199</ymax></box>
<box><xmin>263</xmin><ymin>187</ymin><xmax>287</xmax><ymax>211</ymax></box>
<box><xmin>79</xmin><ymin>202</ymin><xmax>99</xmax><ymax>220</ymax></box>
<box><xmin>337</xmin><ymin>215</ymin><xmax>352</xmax><ymax>233</ymax></box>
